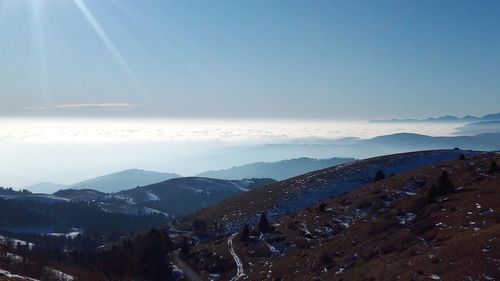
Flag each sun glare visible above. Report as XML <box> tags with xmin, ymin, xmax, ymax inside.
<box><xmin>71</xmin><ymin>0</ymin><xmax>142</xmax><ymax>90</ymax></box>
<box><xmin>1</xmin><ymin>0</ymin><xmax>144</xmax><ymax>94</ymax></box>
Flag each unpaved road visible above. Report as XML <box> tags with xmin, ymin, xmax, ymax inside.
<box><xmin>228</xmin><ymin>233</ymin><xmax>245</xmax><ymax>281</ymax></box>
<box><xmin>169</xmin><ymin>250</ymin><xmax>203</xmax><ymax>281</ymax></box>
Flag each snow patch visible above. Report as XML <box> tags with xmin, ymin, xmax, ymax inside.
<box><xmin>0</xmin><ymin>268</ymin><xmax>40</xmax><ymax>281</ymax></box>
<box><xmin>0</xmin><ymin>235</ymin><xmax>35</xmax><ymax>250</ymax></box>
<box><xmin>146</xmin><ymin>191</ymin><xmax>160</xmax><ymax>201</ymax></box>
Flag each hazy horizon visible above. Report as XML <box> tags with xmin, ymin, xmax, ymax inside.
<box><xmin>0</xmin><ymin>117</ymin><xmax>472</xmax><ymax>188</ymax></box>
<box><xmin>1</xmin><ymin>1</ymin><xmax>499</xmax><ymax>190</ymax></box>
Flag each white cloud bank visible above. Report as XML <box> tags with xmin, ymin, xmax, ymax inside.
<box><xmin>52</xmin><ymin>103</ymin><xmax>141</xmax><ymax>110</ymax></box>
<box><xmin>25</xmin><ymin>103</ymin><xmax>142</xmax><ymax>111</ymax></box>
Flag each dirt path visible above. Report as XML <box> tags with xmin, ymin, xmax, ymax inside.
<box><xmin>170</xmin><ymin>250</ymin><xmax>203</xmax><ymax>281</ymax></box>
<box><xmin>228</xmin><ymin>233</ymin><xmax>245</xmax><ymax>281</ymax></box>
<box><xmin>0</xmin><ymin>268</ymin><xmax>40</xmax><ymax>281</ymax></box>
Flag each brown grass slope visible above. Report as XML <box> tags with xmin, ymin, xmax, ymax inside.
<box><xmin>177</xmin><ymin>150</ymin><xmax>477</xmax><ymax>232</ymax></box>
<box><xmin>185</xmin><ymin>152</ymin><xmax>500</xmax><ymax>281</ymax></box>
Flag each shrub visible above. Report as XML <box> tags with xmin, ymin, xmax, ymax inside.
<box><xmin>241</xmin><ymin>224</ymin><xmax>250</xmax><ymax>242</ymax></box>
<box><xmin>428</xmin><ymin>171</ymin><xmax>454</xmax><ymax>202</ymax></box>
<box><xmin>192</xmin><ymin>219</ymin><xmax>208</xmax><ymax>232</ymax></box>
<box><xmin>488</xmin><ymin>161</ymin><xmax>498</xmax><ymax>174</ymax></box>
<box><xmin>374</xmin><ymin>170</ymin><xmax>386</xmax><ymax>182</ymax></box>
<box><xmin>411</xmin><ymin>219</ymin><xmax>434</xmax><ymax>235</ymax></box>
<box><xmin>318</xmin><ymin>202</ymin><xmax>327</xmax><ymax>213</ymax></box>
<box><xmin>258</xmin><ymin>213</ymin><xmax>272</xmax><ymax>233</ymax></box>
<box><xmin>320</xmin><ymin>251</ymin><xmax>333</xmax><ymax>264</ymax></box>
<box><xmin>357</xmin><ymin>199</ymin><xmax>372</xmax><ymax>209</ymax></box>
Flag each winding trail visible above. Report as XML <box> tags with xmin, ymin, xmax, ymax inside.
<box><xmin>228</xmin><ymin>233</ymin><xmax>245</xmax><ymax>281</ymax></box>
<box><xmin>0</xmin><ymin>268</ymin><xmax>40</xmax><ymax>281</ymax></box>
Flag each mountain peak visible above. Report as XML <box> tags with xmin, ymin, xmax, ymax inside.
<box><xmin>70</xmin><ymin>169</ymin><xmax>181</xmax><ymax>193</ymax></box>
<box><xmin>370</xmin><ymin>111</ymin><xmax>500</xmax><ymax>123</ymax></box>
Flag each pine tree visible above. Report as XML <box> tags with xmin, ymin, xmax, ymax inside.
<box><xmin>181</xmin><ymin>237</ymin><xmax>190</xmax><ymax>255</ymax></box>
<box><xmin>192</xmin><ymin>219</ymin><xmax>207</xmax><ymax>232</ymax></box>
<box><xmin>438</xmin><ymin>170</ymin><xmax>455</xmax><ymax>194</ymax></box>
<box><xmin>258</xmin><ymin>213</ymin><xmax>272</xmax><ymax>233</ymax></box>
<box><xmin>374</xmin><ymin>170</ymin><xmax>386</xmax><ymax>182</ymax></box>
<box><xmin>488</xmin><ymin>161</ymin><xmax>498</xmax><ymax>174</ymax></box>
<box><xmin>318</xmin><ymin>202</ymin><xmax>327</xmax><ymax>213</ymax></box>
<box><xmin>428</xmin><ymin>184</ymin><xmax>440</xmax><ymax>202</ymax></box>
<box><xmin>428</xmin><ymin>170</ymin><xmax>455</xmax><ymax>202</ymax></box>
<box><xmin>241</xmin><ymin>223</ymin><xmax>250</xmax><ymax>242</ymax></box>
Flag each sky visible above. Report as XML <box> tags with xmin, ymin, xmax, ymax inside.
<box><xmin>0</xmin><ymin>0</ymin><xmax>499</xmax><ymax>119</ymax></box>
<box><xmin>1</xmin><ymin>1</ymin><xmax>499</xmax><ymax>188</ymax></box>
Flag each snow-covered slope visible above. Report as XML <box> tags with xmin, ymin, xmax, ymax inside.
<box><xmin>119</xmin><ymin>177</ymin><xmax>276</xmax><ymax>217</ymax></box>
<box><xmin>54</xmin><ymin>177</ymin><xmax>276</xmax><ymax>218</ymax></box>
<box><xmin>0</xmin><ymin>193</ymin><xmax>70</xmax><ymax>203</ymax></box>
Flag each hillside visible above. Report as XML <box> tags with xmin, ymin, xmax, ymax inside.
<box><xmin>0</xmin><ymin>197</ymin><xmax>167</xmax><ymax>235</ymax></box>
<box><xmin>178</xmin><ymin>149</ymin><xmax>479</xmax><ymax>232</ymax></box>
<box><xmin>183</xmin><ymin>152</ymin><xmax>500</xmax><ymax>281</ymax></box>
<box><xmin>2</xmin><ymin>150</ymin><xmax>497</xmax><ymax>281</ymax></box>
<box><xmin>119</xmin><ymin>177</ymin><xmax>276</xmax><ymax>217</ymax></box>
<box><xmin>196</xmin><ymin>157</ymin><xmax>355</xmax><ymax>181</ymax></box>
<box><xmin>71</xmin><ymin>169</ymin><xmax>181</xmax><ymax>193</ymax></box>
<box><xmin>55</xmin><ymin>177</ymin><xmax>276</xmax><ymax>218</ymax></box>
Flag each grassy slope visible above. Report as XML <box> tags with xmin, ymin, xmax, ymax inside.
<box><xmin>185</xmin><ymin>152</ymin><xmax>500</xmax><ymax>281</ymax></box>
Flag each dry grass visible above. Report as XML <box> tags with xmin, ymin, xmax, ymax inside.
<box><xmin>185</xmin><ymin>153</ymin><xmax>500</xmax><ymax>281</ymax></box>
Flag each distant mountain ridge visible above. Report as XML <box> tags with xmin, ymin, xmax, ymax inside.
<box><xmin>24</xmin><ymin>131</ymin><xmax>500</xmax><ymax>195</ymax></box>
<box><xmin>232</xmin><ymin>132</ymin><xmax>500</xmax><ymax>165</ymax></box>
<box><xmin>456</xmin><ymin>120</ymin><xmax>500</xmax><ymax>135</ymax></box>
<box><xmin>55</xmin><ymin>177</ymin><xmax>276</xmax><ymax>217</ymax></box>
<box><xmin>25</xmin><ymin>182</ymin><xmax>68</xmax><ymax>194</ymax></box>
<box><xmin>25</xmin><ymin>169</ymin><xmax>181</xmax><ymax>194</ymax></box>
<box><xmin>196</xmin><ymin>157</ymin><xmax>355</xmax><ymax>180</ymax></box>
<box><xmin>370</xmin><ymin>112</ymin><xmax>500</xmax><ymax>123</ymax></box>
<box><xmin>364</xmin><ymin>132</ymin><xmax>500</xmax><ymax>151</ymax></box>
<box><xmin>26</xmin><ymin>158</ymin><xmax>354</xmax><ymax>194</ymax></box>
<box><xmin>70</xmin><ymin>169</ymin><xmax>181</xmax><ymax>193</ymax></box>
<box><xmin>3</xmin><ymin>176</ymin><xmax>276</xmax><ymax>223</ymax></box>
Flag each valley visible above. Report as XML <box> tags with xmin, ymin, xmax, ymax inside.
<box><xmin>0</xmin><ymin>149</ymin><xmax>498</xmax><ymax>281</ymax></box>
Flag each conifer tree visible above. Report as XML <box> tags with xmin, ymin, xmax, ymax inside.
<box><xmin>374</xmin><ymin>170</ymin><xmax>386</xmax><ymax>182</ymax></box>
<box><xmin>258</xmin><ymin>213</ymin><xmax>272</xmax><ymax>233</ymax></box>
<box><xmin>241</xmin><ymin>223</ymin><xmax>250</xmax><ymax>242</ymax></box>
<box><xmin>488</xmin><ymin>161</ymin><xmax>498</xmax><ymax>174</ymax></box>
<box><xmin>428</xmin><ymin>170</ymin><xmax>455</xmax><ymax>202</ymax></box>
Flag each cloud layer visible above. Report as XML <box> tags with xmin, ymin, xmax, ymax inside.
<box><xmin>52</xmin><ymin>103</ymin><xmax>141</xmax><ymax>110</ymax></box>
<box><xmin>0</xmin><ymin>118</ymin><xmax>463</xmax><ymax>144</ymax></box>
<box><xmin>25</xmin><ymin>103</ymin><xmax>142</xmax><ymax>112</ymax></box>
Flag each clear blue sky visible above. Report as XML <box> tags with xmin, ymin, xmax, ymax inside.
<box><xmin>0</xmin><ymin>0</ymin><xmax>499</xmax><ymax>119</ymax></box>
